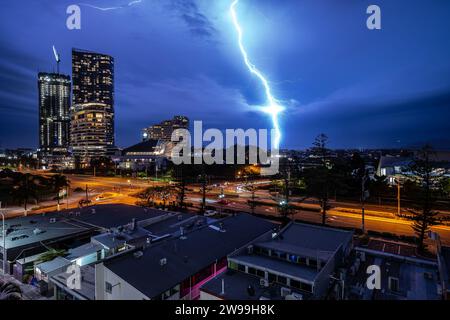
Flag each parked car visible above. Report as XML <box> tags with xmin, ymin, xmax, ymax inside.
<box><xmin>204</xmin><ymin>210</ymin><xmax>218</xmax><ymax>217</ymax></box>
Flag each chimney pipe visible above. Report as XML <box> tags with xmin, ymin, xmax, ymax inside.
<box><xmin>221</xmin><ymin>279</ymin><xmax>225</xmax><ymax>295</ymax></box>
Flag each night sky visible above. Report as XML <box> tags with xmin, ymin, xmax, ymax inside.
<box><xmin>1</xmin><ymin>0</ymin><xmax>449</xmax><ymax>150</ymax></box>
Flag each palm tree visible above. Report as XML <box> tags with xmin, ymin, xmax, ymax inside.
<box><xmin>0</xmin><ymin>279</ymin><xmax>22</xmax><ymax>300</ymax></box>
<box><xmin>10</xmin><ymin>173</ymin><xmax>39</xmax><ymax>211</ymax></box>
<box><xmin>36</xmin><ymin>249</ymin><xmax>67</xmax><ymax>264</ymax></box>
<box><xmin>51</xmin><ymin>174</ymin><xmax>70</xmax><ymax>209</ymax></box>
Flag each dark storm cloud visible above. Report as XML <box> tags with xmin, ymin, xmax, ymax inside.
<box><xmin>1</xmin><ymin>0</ymin><xmax>450</xmax><ymax>150</ymax></box>
<box><xmin>166</xmin><ymin>0</ymin><xmax>216</xmax><ymax>38</ymax></box>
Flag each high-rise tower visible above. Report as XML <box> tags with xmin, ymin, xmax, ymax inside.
<box><xmin>38</xmin><ymin>72</ymin><xmax>71</xmax><ymax>155</ymax></box>
<box><xmin>71</xmin><ymin>48</ymin><xmax>115</xmax><ymax>163</ymax></box>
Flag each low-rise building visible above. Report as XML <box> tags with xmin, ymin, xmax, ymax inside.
<box><xmin>347</xmin><ymin>244</ymin><xmax>441</xmax><ymax>300</ymax></box>
<box><xmin>1</xmin><ymin>204</ymin><xmax>172</xmax><ymax>276</ymax></box>
<box><xmin>93</xmin><ymin>214</ymin><xmax>276</xmax><ymax>300</ymax></box>
<box><xmin>200</xmin><ymin>222</ymin><xmax>354</xmax><ymax>300</ymax></box>
<box><xmin>112</xmin><ymin>139</ymin><xmax>169</xmax><ymax>171</ymax></box>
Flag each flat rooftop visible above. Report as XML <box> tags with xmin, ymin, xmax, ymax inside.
<box><xmin>0</xmin><ymin>204</ymin><xmax>168</xmax><ymax>250</ymax></box>
<box><xmin>259</xmin><ymin>222</ymin><xmax>353</xmax><ymax>258</ymax></box>
<box><xmin>143</xmin><ymin>212</ymin><xmax>214</xmax><ymax>237</ymax></box>
<box><xmin>349</xmin><ymin>250</ymin><xmax>440</xmax><ymax>300</ymax></box>
<box><xmin>201</xmin><ymin>269</ymin><xmax>306</xmax><ymax>300</ymax></box>
<box><xmin>104</xmin><ymin>214</ymin><xmax>276</xmax><ymax>299</ymax></box>
<box><xmin>51</xmin><ymin>265</ymin><xmax>96</xmax><ymax>300</ymax></box>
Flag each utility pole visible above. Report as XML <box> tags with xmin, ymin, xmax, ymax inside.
<box><xmin>66</xmin><ymin>186</ymin><xmax>69</xmax><ymax>210</ymax></box>
<box><xmin>361</xmin><ymin>173</ymin><xmax>367</xmax><ymax>234</ymax></box>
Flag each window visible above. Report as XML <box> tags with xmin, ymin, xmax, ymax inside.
<box><xmin>228</xmin><ymin>261</ymin><xmax>238</xmax><ymax>270</ymax></box>
<box><xmin>290</xmin><ymin>279</ymin><xmax>301</xmax><ymax>289</ymax></box>
<box><xmin>299</xmin><ymin>257</ymin><xmax>307</xmax><ymax>265</ymax></box>
<box><xmin>277</xmin><ymin>276</ymin><xmax>287</xmax><ymax>285</ymax></box>
<box><xmin>308</xmin><ymin>259</ymin><xmax>317</xmax><ymax>268</ymax></box>
<box><xmin>248</xmin><ymin>267</ymin><xmax>256</xmax><ymax>275</ymax></box>
<box><xmin>389</xmin><ymin>277</ymin><xmax>399</xmax><ymax>292</ymax></box>
<box><xmin>279</xmin><ymin>252</ymin><xmax>287</xmax><ymax>260</ymax></box>
<box><xmin>268</xmin><ymin>273</ymin><xmax>276</xmax><ymax>283</ymax></box>
<box><xmin>105</xmin><ymin>281</ymin><xmax>113</xmax><ymax>294</ymax></box>
<box><xmin>261</xmin><ymin>248</ymin><xmax>270</xmax><ymax>256</ymax></box>
<box><xmin>256</xmin><ymin>269</ymin><xmax>265</xmax><ymax>278</ymax></box>
<box><xmin>237</xmin><ymin>264</ymin><xmax>246</xmax><ymax>272</ymax></box>
<box><xmin>300</xmin><ymin>282</ymin><xmax>313</xmax><ymax>293</ymax></box>
<box><xmin>289</xmin><ymin>255</ymin><xmax>298</xmax><ymax>263</ymax></box>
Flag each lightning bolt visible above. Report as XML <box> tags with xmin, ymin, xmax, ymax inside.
<box><xmin>79</xmin><ymin>0</ymin><xmax>142</xmax><ymax>11</ymax></box>
<box><xmin>230</xmin><ymin>0</ymin><xmax>284</xmax><ymax>149</ymax></box>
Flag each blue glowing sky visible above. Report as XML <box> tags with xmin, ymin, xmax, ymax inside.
<box><xmin>1</xmin><ymin>0</ymin><xmax>450</xmax><ymax>150</ymax></box>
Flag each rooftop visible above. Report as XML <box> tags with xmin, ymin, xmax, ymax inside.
<box><xmin>201</xmin><ymin>269</ymin><xmax>306</xmax><ymax>300</ymax></box>
<box><xmin>51</xmin><ymin>265</ymin><xmax>96</xmax><ymax>300</ymax></box>
<box><xmin>123</xmin><ymin>140</ymin><xmax>160</xmax><ymax>155</ymax></box>
<box><xmin>104</xmin><ymin>213</ymin><xmax>276</xmax><ymax>299</ymax></box>
<box><xmin>1</xmin><ymin>204</ymin><xmax>167</xmax><ymax>251</ymax></box>
<box><xmin>349</xmin><ymin>249</ymin><xmax>440</xmax><ymax>300</ymax></box>
<box><xmin>35</xmin><ymin>256</ymin><xmax>71</xmax><ymax>274</ymax></box>
<box><xmin>253</xmin><ymin>222</ymin><xmax>353</xmax><ymax>260</ymax></box>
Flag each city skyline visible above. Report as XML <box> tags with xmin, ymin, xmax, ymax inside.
<box><xmin>1</xmin><ymin>0</ymin><xmax>450</xmax><ymax>151</ymax></box>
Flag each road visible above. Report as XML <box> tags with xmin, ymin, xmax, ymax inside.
<box><xmin>8</xmin><ymin>172</ymin><xmax>450</xmax><ymax>246</ymax></box>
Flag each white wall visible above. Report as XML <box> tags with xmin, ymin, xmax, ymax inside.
<box><xmin>95</xmin><ymin>262</ymin><xmax>149</xmax><ymax>300</ymax></box>
<box><xmin>199</xmin><ymin>290</ymin><xmax>222</xmax><ymax>300</ymax></box>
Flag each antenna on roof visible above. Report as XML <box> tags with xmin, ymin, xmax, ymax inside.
<box><xmin>52</xmin><ymin>45</ymin><xmax>61</xmax><ymax>74</ymax></box>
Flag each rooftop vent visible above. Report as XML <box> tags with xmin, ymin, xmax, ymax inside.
<box><xmin>160</xmin><ymin>258</ymin><xmax>167</xmax><ymax>266</ymax></box>
<box><xmin>33</xmin><ymin>228</ymin><xmax>46</xmax><ymax>235</ymax></box>
<box><xmin>133</xmin><ymin>251</ymin><xmax>144</xmax><ymax>259</ymax></box>
<box><xmin>11</xmin><ymin>234</ymin><xmax>29</xmax><ymax>241</ymax></box>
<box><xmin>49</xmin><ymin>218</ymin><xmax>57</xmax><ymax>224</ymax></box>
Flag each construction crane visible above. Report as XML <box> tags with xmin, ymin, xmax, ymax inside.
<box><xmin>52</xmin><ymin>45</ymin><xmax>61</xmax><ymax>74</ymax></box>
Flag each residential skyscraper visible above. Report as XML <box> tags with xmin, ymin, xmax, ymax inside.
<box><xmin>71</xmin><ymin>48</ymin><xmax>115</xmax><ymax>162</ymax></box>
<box><xmin>38</xmin><ymin>72</ymin><xmax>71</xmax><ymax>155</ymax></box>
